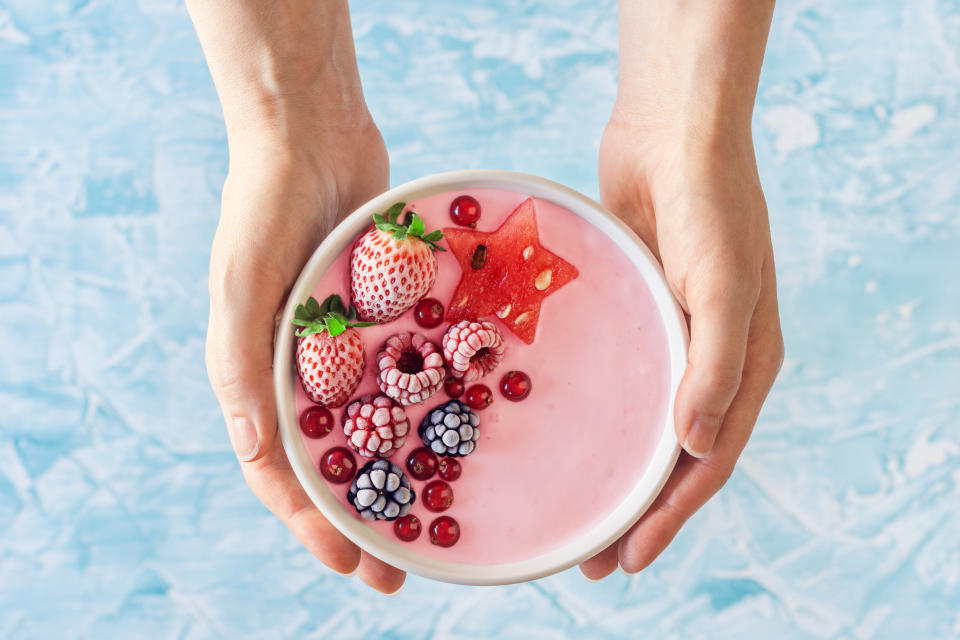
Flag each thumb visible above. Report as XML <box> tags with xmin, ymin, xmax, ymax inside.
<box><xmin>675</xmin><ymin>275</ymin><xmax>758</xmax><ymax>458</ymax></box>
<box><xmin>205</xmin><ymin>271</ymin><xmax>282</xmax><ymax>463</ymax></box>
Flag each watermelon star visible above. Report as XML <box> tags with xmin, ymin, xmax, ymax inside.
<box><xmin>444</xmin><ymin>198</ymin><xmax>579</xmax><ymax>344</ymax></box>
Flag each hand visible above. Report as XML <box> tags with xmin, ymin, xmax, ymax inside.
<box><xmin>579</xmin><ymin>112</ymin><xmax>784</xmax><ymax>578</ymax></box>
<box><xmin>205</xmin><ymin>119</ymin><xmax>406</xmax><ymax>593</ymax></box>
<box><xmin>189</xmin><ymin>0</ymin><xmax>406</xmax><ymax>594</ymax></box>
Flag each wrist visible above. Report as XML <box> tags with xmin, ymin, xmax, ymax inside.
<box><xmin>613</xmin><ymin>0</ymin><xmax>774</xmax><ymax>144</ymax></box>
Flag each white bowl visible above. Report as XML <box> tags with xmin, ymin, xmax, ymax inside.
<box><xmin>274</xmin><ymin>170</ymin><xmax>687</xmax><ymax>585</ymax></box>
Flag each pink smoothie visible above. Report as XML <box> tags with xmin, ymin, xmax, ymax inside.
<box><xmin>294</xmin><ymin>189</ymin><xmax>670</xmax><ymax>565</ymax></box>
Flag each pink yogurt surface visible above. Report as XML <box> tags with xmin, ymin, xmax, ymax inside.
<box><xmin>294</xmin><ymin>188</ymin><xmax>670</xmax><ymax>565</ymax></box>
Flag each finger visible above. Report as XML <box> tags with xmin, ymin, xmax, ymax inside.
<box><xmin>356</xmin><ymin>551</ymin><xmax>406</xmax><ymax>595</ymax></box>
<box><xmin>675</xmin><ymin>270</ymin><xmax>759</xmax><ymax>457</ymax></box>
<box><xmin>206</xmin><ymin>260</ymin><xmax>282</xmax><ymax>463</ymax></box>
<box><xmin>619</xmin><ymin>290</ymin><xmax>783</xmax><ymax>573</ymax></box>
<box><xmin>240</xmin><ymin>436</ymin><xmax>362</xmax><ymax>575</ymax></box>
<box><xmin>579</xmin><ymin>544</ymin><xmax>619</xmax><ymax>581</ymax></box>
<box><xmin>206</xmin><ymin>257</ymin><xmax>361</xmax><ymax>575</ymax></box>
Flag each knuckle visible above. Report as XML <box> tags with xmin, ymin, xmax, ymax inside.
<box><xmin>702</xmin><ymin>363</ymin><xmax>743</xmax><ymax>396</ymax></box>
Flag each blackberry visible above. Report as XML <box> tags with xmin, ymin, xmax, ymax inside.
<box><xmin>418</xmin><ymin>400</ymin><xmax>480</xmax><ymax>457</ymax></box>
<box><xmin>347</xmin><ymin>460</ymin><xmax>415</xmax><ymax>521</ymax></box>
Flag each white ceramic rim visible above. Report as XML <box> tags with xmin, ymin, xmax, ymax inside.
<box><xmin>274</xmin><ymin>170</ymin><xmax>688</xmax><ymax>586</ymax></box>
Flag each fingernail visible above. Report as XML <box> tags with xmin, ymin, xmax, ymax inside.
<box><xmin>582</xmin><ymin>573</ymin><xmax>602</xmax><ymax>583</ymax></box>
<box><xmin>231</xmin><ymin>417</ymin><xmax>259</xmax><ymax>461</ymax></box>
<box><xmin>683</xmin><ymin>416</ymin><xmax>719</xmax><ymax>459</ymax></box>
<box><xmin>385</xmin><ymin>582</ymin><xmax>405</xmax><ymax>597</ymax></box>
<box><xmin>336</xmin><ymin>568</ymin><xmax>358</xmax><ymax>578</ymax></box>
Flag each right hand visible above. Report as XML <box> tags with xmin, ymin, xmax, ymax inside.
<box><xmin>205</xmin><ymin>116</ymin><xmax>407</xmax><ymax>594</ymax></box>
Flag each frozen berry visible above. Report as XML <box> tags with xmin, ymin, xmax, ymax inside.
<box><xmin>438</xmin><ymin>458</ymin><xmax>462</xmax><ymax>482</ymax></box>
<box><xmin>300</xmin><ymin>405</ymin><xmax>334</xmax><ymax>438</ymax></box>
<box><xmin>319</xmin><ymin>447</ymin><xmax>357</xmax><ymax>484</ymax></box>
<box><xmin>423</xmin><ymin>480</ymin><xmax>454</xmax><ymax>512</ymax></box>
<box><xmin>429</xmin><ymin>516</ymin><xmax>460</xmax><ymax>547</ymax></box>
<box><xmin>413</xmin><ymin>298</ymin><xmax>445</xmax><ymax>328</ymax></box>
<box><xmin>347</xmin><ymin>459</ymin><xmax>415</xmax><ymax>521</ymax></box>
<box><xmin>442</xmin><ymin>320</ymin><xmax>505</xmax><ymax>382</ymax></box>
<box><xmin>465</xmin><ymin>384</ymin><xmax>493</xmax><ymax>410</ymax></box>
<box><xmin>444</xmin><ymin>376</ymin><xmax>465</xmax><ymax>398</ymax></box>
<box><xmin>406</xmin><ymin>447</ymin><xmax>438</xmax><ymax>481</ymax></box>
<box><xmin>500</xmin><ymin>370</ymin><xmax>531</xmax><ymax>401</ymax></box>
<box><xmin>449</xmin><ymin>195</ymin><xmax>481</xmax><ymax>227</ymax></box>
<box><xmin>377</xmin><ymin>332</ymin><xmax>445</xmax><ymax>406</ymax></box>
<box><xmin>419</xmin><ymin>400</ymin><xmax>480</xmax><ymax>457</ymax></box>
<box><xmin>342</xmin><ymin>394</ymin><xmax>409</xmax><ymax>457</ymax></box>
<box><xmin>394</xmin><ymin>514</ymin><xmax>422</xmax><ymax>542</ymax></box>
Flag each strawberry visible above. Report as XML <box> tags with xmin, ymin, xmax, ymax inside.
<box><xmin>293</xmin><ymin>295</ymin><xmax>375</xmax><ymax>408</ymax></box>
<box><xmin>350</xmin><ymin>202</ymin><xmax>445</xmax><ymax>323</ymax></box>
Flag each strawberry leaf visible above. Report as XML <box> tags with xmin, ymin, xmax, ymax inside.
<box><xmin>408</xmin><ymin>213</ymin><xmax>425</xmax><ymax>238</ymax></box>
<box><xmin>306</xmin><ymin>296</ymin><xmax>322</xmax><ymax>318</ymax></box>
<box><xmin>385</xmin><ymin>202</ymin><xmax>405</xmax><ymax>225</ymax></box>
<box><xmin>324</xmin><ymin>315</ymin><xmax>346</xmax><ymax>337</ymax></box>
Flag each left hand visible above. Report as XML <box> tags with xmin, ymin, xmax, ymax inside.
<box><xmin>580</xmin><ymin>112</ymin><xmax>785</xmax><ymax>579</ymax></box>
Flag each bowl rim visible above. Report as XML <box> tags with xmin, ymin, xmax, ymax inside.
<box><xmin>273</xmin><ymin>169</ymin><xmax>688</xmax><ymax>585</ymax></box>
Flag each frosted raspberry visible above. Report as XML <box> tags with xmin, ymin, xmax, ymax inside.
<box><xmin>342</xmin><ymin>394</ymin><xmax>410</xmax><ymax>458</ymax></box>
<box><xmin>441</xmin><ymin>320</ymin><xmax>505</xmax><ymax>383</ymax></box>
<box><xmin>376</xmin><ymin>332</ymin><xmax>445</xmax><ymax>406</ymax></box>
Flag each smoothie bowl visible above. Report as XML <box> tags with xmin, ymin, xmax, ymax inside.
<box><xmin>273</xmin><ymin>170</ymin><xmax>687</xmax><ymax>585</ymax></box>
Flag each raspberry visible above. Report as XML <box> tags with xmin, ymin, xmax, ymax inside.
<box><xmin>347</xmin><ymin>459</ymin><xmax>415</xmax><ymax>521</ymax></box>
<box><xmin>419</xmin><ymin>400</ymin><xmax>480</xmax><ymax>457</ymax></box>
<box><xmin>376</xmin><ymin>332</ymin><xmax>445</xmax><ymax>406</ymax></box>
<box><xmin>441</xmin><ymin>320</ymin><xmax>505</xmax><ymax>383</ymax></box>
<box><xmin>342</xmin><ymin>394</ymin><xmax>410</xmax><ymax>458</ymax></box>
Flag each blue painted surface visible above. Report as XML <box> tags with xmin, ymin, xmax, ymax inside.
<box><xmin>1</xmin><ymin>1</ymin><xmax>958</xmax><ymax>638</ymax></box>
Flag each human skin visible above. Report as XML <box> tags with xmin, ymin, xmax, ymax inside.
<box><xmin>188</xmin><ymin>0</ymin><xmax>783</xmax><ymax>592</ymax></box>
<box><xmin>186</xmin><ymin>0</ymin><xmax>404</xmax><ymax>594</ymax></box>
<box><xmin>579</xmin><ymin>0</ymin><xmax>784</xmax><ymax>579</ymax></box>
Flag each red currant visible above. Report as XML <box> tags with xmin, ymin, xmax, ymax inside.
<box><xmin>405</xmin><ymin>447</ymin><xmax>438</xmax><ymax>481</ymax></box>
<box><xmin>299</xmin><ymin>405</ymin><xmax>334</xmax><ymax>438</ymax></box>
<box><xmin>437</xmin><ymin>458</ymin><xmax>462</xmax><ymax>482</ymax></box>
<box><xmin>423</xmin><ymin>480</ymin><xmax>454</xmax><ymax>512</ymax></box>
<box><xmin>429</xmin><ymin>516</ymin><xmax>461</xmax><ymax>547</ymax></box>
<box><xmin>464</xmin><ymin>384</ymin><xmax>493</xmax><ymax>410</ymax></box>
<box><xmin>449</xmin><ymin>195</ymin><xmax>481</xmax><ymax>227</ymax></box>
<box><xmin>319</xmin><ymin>447</ymin><xmax>356</xmax><ymax>484</ymax></box>
<box><xmin>500</xmin><ymin>370</ymin><xmax>532</xmax><ymax>401</ymax></box>
<box><xmin>413</xmin><ymin>297</ymin><xmax>444</xmax><ymax>328</ymax></box>
<box><xmin>394</xmin><ymin>514</ymin><xmax>422</xmax><ymax>542</ymax></box>
<box><xmin>444</xmin><ymin>376</ymin><xmax>465</xmax><ymax>398</ymax></box>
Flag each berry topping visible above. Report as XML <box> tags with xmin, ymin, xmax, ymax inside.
<box><xmin>419</xmin><ymin>400</ymin><xmax>481</xmax><ymax>457</ymax></box>
<box><xmin>429</xmin><ymin>516</ymin><xmax>461</xmax><ymax>547</ymax></box>
<box><xmin>413</xmin><ymin>297</ymin><xmax>445</xmax><ymax>328</ymax></box>
<box><xmin>300</xmin><ymin>405</ymin><xmax>334</xmax><ymax>438</ymax></box>
<box><xmin>444</xmin><ymin>198</ymin><xmax>579</xmax><ymax>344</ymax></box>
<box><xmin>450</xmin><ymin>195</ymin><xmax>481</xmax><ymax>227</ymax></box>
<box><xmin>394</xmin><ymin>514</ymin><xmax>422</xmax><ymax>542</ymax></box>
<box><xmin>350</xmin><ymin>203</ymin><xmax>445</xmax><ymax>323</ymax></box>
<box><xmin>500</xmin><ymin>370</ymin><xmax>532</xmax><ymax>401</ymax></box>
<box><xmin>293</xmin><ymin>295</ymin><xmax>374</xmax><ymax>407</ymax></box>
<box><xmin>464</xmin><ymin>384</ymin><xmax>493</xmax><ymax>411</ymax></box>
<box><xmin>342</xmin><ymin>394</ymin><xmax>410</xmax><ymax>458</ymax></box>
<box><xmin>347</xmin><ymin>459</ymin><xmax>415</xmax><ymax>521</ymax></box>
<box><xmin>405</xmin><ymin>447</ymin><xmax>439</xmax><ymax>481</ymax></box>
<box><xmin>442</xmin><ymin>320</ymin><xmax>505</xmax><ymax>382</ymax></box>
<box><xmin>319</xmin><ymin>447</ymin><xmax>357</xmax><ymax>484</ymax></box>
<box><xmin>444</xmin><ymin>376</ymin><xmax>465</xmax><ymax>398</ymax></box>
<box><xmin>423</xmin><ymin>480</ymin><xmax>454</xmax><ymax>512</ymax></box>
<box><xmin>437</xmin><ymin>458</ymin><xmax>462</xmax><ymax>482</ymax></box>
<box><xmin>376</xmin><ymin>332</ymin><xmax>445</xmax><ymax>406</ymax></box>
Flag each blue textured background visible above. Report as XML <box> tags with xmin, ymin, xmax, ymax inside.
<box><xmin>1</xmin><ymin>1</ymin><xmax>959</xmax><ymax>638</ymax></box>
